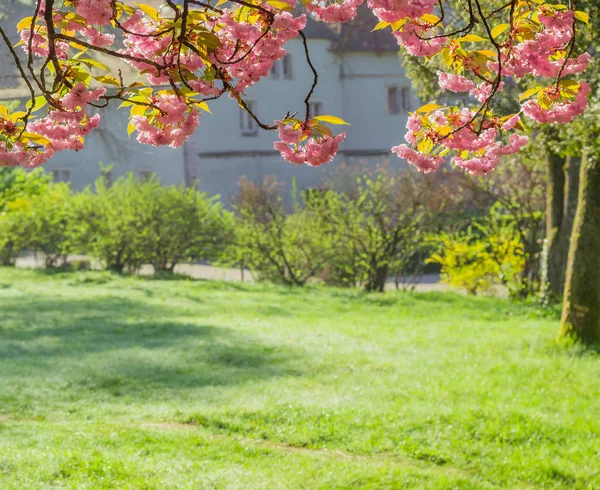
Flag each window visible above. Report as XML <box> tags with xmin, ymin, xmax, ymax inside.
<box><xmin>52</xmin><ymin>169</ymin><xmax>71</xmax><ymax>183</ymax></box>
<box><xmin>270</xmin><ymin>55</ymin><xmax>292</xmax><ymax>79</ymax></box>
<box><xmin>388</xmin><ymin>86</ymin><xmax>411</xmax><ymax>114</ymax></box>
<box><xmin>309</xmin><ymin>101</ymin><xmax>323</xmax><ymax>118</ymax></box>
<box><xmin>138</xmin><ymin>169</ymin><xmax>153</xmax><ymax>182</ymax></box>
<box><xmin>240</xmin><ymin>101</ymin><xmax>258</xmax><ymax>136</ymax></box>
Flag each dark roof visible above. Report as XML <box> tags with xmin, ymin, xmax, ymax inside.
<box><xmin>329</xmin><ymin>6</ymin><xmax>397</xmax><ymax>52</ymax></box>
<box><xmin>302</xmin><ymin>14</ymin><xmax>339</xmax><ymax>40</ymax></box>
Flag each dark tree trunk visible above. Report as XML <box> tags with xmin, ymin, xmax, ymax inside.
<box><xmin>546</xmin><ymin>153</ymin><xmax>580</xmax><ymax>298</ymax></box>
<box><xmin>365</xmin><ymin>266</ymin><xmax>388</xmax><ymax>293</ymax></box>
<box><xmin>559</xmin><ymin>150</ymin><xmax>600</xmax><ymax>344</ymax></box>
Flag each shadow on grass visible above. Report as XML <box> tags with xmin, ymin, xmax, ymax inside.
<box><xmin>0</xmin><ymin>296</ymin><xmax>301</xmax><ymax>398</ymax></box>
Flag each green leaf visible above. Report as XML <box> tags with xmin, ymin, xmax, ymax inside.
<box><xmin>80</xmin><ymin>58</ymin><xmax>111</xmax><ymax>71</ymax></box>
<box><xmin>313</xmin><ymin>115</ymin><xmax>351</xmax><ymax>125</ymax></box>
<box><xmin>94</xmin><ymin>75</ymin><xmax>121</xmax><ymax>86</ymax></box>
<box><xmin>491</xmin><ymin>23</ymin><xmax>510</xmax><ymax>39</ymax></box>
<box><xmin>25</xmin><ymin>96</ymin><xmax>48</xmax><ymax>113</ymax></box>
<box><xmin>519</xmin><ymin>86</ymin><xmax>543</xmax><ymax>102</ymax></box>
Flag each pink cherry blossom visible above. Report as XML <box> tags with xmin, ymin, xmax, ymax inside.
<box><xmin>437</xmin><ymin>71</ymin><xmax>476</xmax><ymax>92</ymax></box>
<box><xmin>392</xmin><ymin>144</ymin><xmax>444</xmax><ymax>173</ymax></box>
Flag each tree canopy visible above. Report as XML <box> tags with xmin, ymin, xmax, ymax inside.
<box><xmin>0</xmin><ymin>0</ymin><xmax>593</xmax><ymax>173</ymax></box>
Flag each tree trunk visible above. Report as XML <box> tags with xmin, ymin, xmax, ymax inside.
<box><xmin>546</xmin><ymin>153</ymin><xmax>580</xmax><ymax>298</ymax></box>
<box><xmin>365</xmin><ymin>265</ymin><xmax>388</xmax><ymax>293</ymax></box>
<box><xmin>559</xmin><ymin>150</ymin><xmax>600</xmax><ymax>344</ymax></box>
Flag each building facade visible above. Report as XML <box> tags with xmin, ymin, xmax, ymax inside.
<box><xmin>1</xmin><ymin>4</ymin><xmax>415</xmax><ymax>206</ymax></box>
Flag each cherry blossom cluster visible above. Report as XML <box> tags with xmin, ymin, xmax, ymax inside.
<box><xmin>392</xmin><ymin>108</ymin><xmax>529</xmax><ymax>175</ymax></box>
<box><xmin>0</xmin><ymin>0</ymin><xmax>592</xmax><ymax>174</ymax></box>
<box><xmin>274</xmin><ymin>120</ymin><xmax>346</xmax><ymax>167</ymax></box>
<box><xmin>131</xmin><ymin>94</ymin><xmax>201</xmax><ymax>148</ymax></box>
<box><xmin>0</xmin><ymin>83</ymin><xmax>103</xmax><ymax>167</ymax></box>
<box><xmin>383</xmin><ymin>0</ymin><xmax>591</xmax><ymax>175</ymax></box>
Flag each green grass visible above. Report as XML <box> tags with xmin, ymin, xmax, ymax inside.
<box><xmin>0</xmin><ymin>268</ymin><xmax>599</xmax><ymax>489</ymax></box>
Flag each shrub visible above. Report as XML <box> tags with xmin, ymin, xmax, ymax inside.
<box><xmin>0</xmin><ymin>181</ymin><xmax>72</xmax><ymax>267</ymax></box>
<box><xmin>0</xmin><ymin>168</ymin><xmax>53</xmax><ymax>266</ymax></box>
<box><xmin>0</xmin><ymin>168</ymin><xmax>50</xmax><ymax>212</ymax></box>
<box><xmin>143</xmin><ymin>183</ymin><xmax>234</xmax><ymax>273</ymax></box>
<box><xmin>70</xmin><ymin>174</ymin><xmax>154</xmax><ymax>273</ymax></box>
<box><xmin>0</xmin><ymin>197</ymin><xmax>33</xmax><ymax>266</ymax></box>
<box><xmin>233</xmin><ymin>177</ymin><xmax>331</xmax><ymax>286</ymax></box>
<box><xmin>24</xmin><ymin>183</ymin><xmax>73</xmax><ymax>267</ymax></box>
<box><xmin>429</xmin><ymin>204</ymin><xmax>526</xmax><ymax>296</ymax></box>
<box><xmin>71</xmin><ymin>174</ymin><xmax>234</xmax><ymax>274</ymax></box>
<box><xmin>316</xmin><ymin>171</ymin><xmax>438</xmax><ymax>292</ymax></box>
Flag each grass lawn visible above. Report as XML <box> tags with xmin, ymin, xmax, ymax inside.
<box><xmin>0</xmin><ymin>268</ymin><xmax>599</xmax><ymax>489</ymax></box>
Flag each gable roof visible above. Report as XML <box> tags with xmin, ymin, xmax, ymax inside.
<box><xmin>329</xmin><ymin>6</ymin><xmax>397</xmax><ymax>52</ymax></box>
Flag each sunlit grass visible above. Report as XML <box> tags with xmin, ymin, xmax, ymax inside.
<box><xmin>0</xmin><ymin>268</ymin><xmax>598</xmax><ymax>489</ymax></box>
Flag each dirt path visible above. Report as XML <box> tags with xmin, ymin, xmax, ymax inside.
<box><xmin>14</xmin><ymin>254</ymin><xmax>448</xmax><ymax>293</ymax></box>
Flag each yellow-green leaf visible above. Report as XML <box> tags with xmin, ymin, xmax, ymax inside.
<box><xmin>198</xmin><ymin>101</ymin><xmax>212</xmax><ymax>113</ymax></box>
<box><xmin>491</xmin><ymin>23</ymin><xmax>510</xmax><ymax>39</ymax></box>
<box><xmin>417</xmin><ymin>138</ymin><xmax>434</xmax><ymax>154</ymax></box>
<box><xmin>372</xmin><ymin>21</ymin><xmax>391</xmax><ymax>31</ymax></box>
<box><xmin>391</xmin><ymin>19</ymin><xmax>407</xmax><ymax>31</ymax></box>
<box><xmin>457</xmin><ymin>34</ymin><xmax>486</xmax><ymax>43</ymax></box>
<box><xmin>130</xmin><ymin>104</ymin><xmax>147</xmax><ymax>118</ymax></box>
<box><xmin>417</xmin><ymin>103</ymin><xmax>442</xmax><ymax>113</ymax></box>
<box><xmin>25</xmin><ymin>96</ymin><xmax>47</xmax><ymax>113</ymax></box>
<box><xmin>574</xmin><ymin>11</ymin><xmax>589</xmax><ymax>24</ymax></box>
<box><xmin>94</xmin><ymin>75</ymin><xmax>121</xmax><ymax>86</ymax></box>
<box><xmin>9</xmin><ymin>111</ymin><xmax>27</xmax><ymax>122</ymax></box>
<box><xmin>128</xmin><ymin>120</ymin><xmax>137</xmax><ymax>137</ymax></box>
<box><xmin>478</xmin><ymin>49</ymin><xmax>497</xmax><ymax>58</ymax></box>
<box><xmin>519</xmin><ymin>86</ymin><xmax>543</xmax><ymax>102</ymax></box>
<box><xmin>420</xmin><ymin>13</ymin><xmax>440</xmax><ymax>24</ymax></box>
<box><xmin>80</xmin><ymin>58</ymin><xmax>111</xmax><ymax>71</ymax></box>
<box><xmin>22</xmin><ymin>132</ymin><xmax>51</xmax><ymax>146</ymax></box>
<box><xmin>136</xmin><ymin>3</ymin><xmax>159</xmax><ymax>20</ymax></box>
<box><xmin>266</xmin><ymin>0</ymin><xmax>294</xmax><ymax>10</ymax></box>
<box><xmin>313</xmin><ymin>115</ymin><xmax>351</xmax><ymax>125</ymax></box>
<box><xmin>16</xmin><ymin>16</ymin><xmax>33</xmax><ymax>31</ymax></box>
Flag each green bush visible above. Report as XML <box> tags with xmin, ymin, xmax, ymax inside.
<box><xmin>143</xmin><ymin>181</ymin><xmax>234</xmax><ymax>273</ymax></box>
<box><xmin>71</xmin><ymin>174</ymin><xmax>233</xmax><ymax>274</ymax></box>
<box><xmin>428</xmin><ymin>204</ymin><xmax>526</xmax><ymax>296</ymax></box>
<box><xmin>0</xmin><ymin>168</ymin><xmax>53</xmax><ymax>266</ymax></box>
<box><xmin>0</xmin><ymin>179</ymin><xmax>72</xmax><ymax>267</ymax></box>
<box><xmin>70</xmin><ymin>174</ymin><xmax>155</xmax><ymax>273</ymax></box>
<box><xmin>0</xmin><ymin>167</ymin><xmax>50</xmax><ymax>213</ymax></box>
<box><xmin>232</xmin><ymin>172</ymin><xmax>438</xmax><ymax>291</ymax></box>
<box><xmin>233</xmin><ymin>177</ymin><xmax>332</xmax><ymax>286</ymax></box>
<box><xmin>0</xmin><ymin>197</ymin><xmax>32</xmax><ymax>266</ymax></box>
<box><xmin>24</xmin><ymin>183</ymin><xmax>74</xmax><ymax>267</ymax></box>
<box><xmin>315</xmin><ymin>172</ymin><xmax>437</xmax><ymax>292</ymax></box>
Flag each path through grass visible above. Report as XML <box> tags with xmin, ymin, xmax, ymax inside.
<box><xmin>0</xmin><ymin>268</ymin><xmax>599</xmax><ymax>489</ymax></box>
